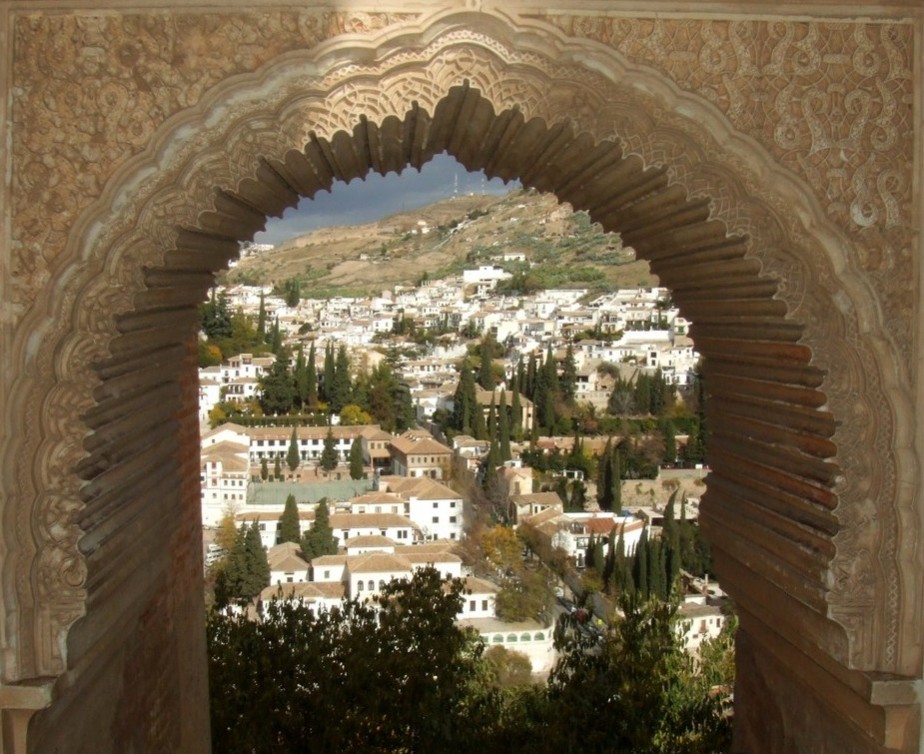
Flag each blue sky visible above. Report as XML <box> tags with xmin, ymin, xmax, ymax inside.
<box><xmin>254</xmin><ymin>152</ymin><xmax>517</xmax><ymax>245</ymax></box>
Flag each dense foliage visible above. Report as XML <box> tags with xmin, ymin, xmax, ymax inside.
<box><xmin>208</xmin><ymin>570</ymin><xmax>733</xmax><ymax>754</ymax></box>
<box><xmin>209</xmin><ymin>568</ymin><xmax>487</xmax><ymax>753</ymax></box>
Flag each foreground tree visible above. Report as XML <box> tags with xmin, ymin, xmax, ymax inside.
<box><xmin>208</xmin><ymin>568</ymin><xmax>486</xmax><ymax>754</ymax></box>
<box><xmin>546</xmin><ymin>595</ymin><xmax>733</xmax><ymax>754</ymax></box>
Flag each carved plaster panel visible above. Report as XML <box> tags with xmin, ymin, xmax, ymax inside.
<box><xmin>2</xmin><ymin>6</ymin><xmax>917</xmax><ymax>687</ymax></box>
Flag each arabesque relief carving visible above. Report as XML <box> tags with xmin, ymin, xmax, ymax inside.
<box><xmin>2</xmin><ymin>3</ymin><xmax>918</xmax><ymax>710</ymax></box>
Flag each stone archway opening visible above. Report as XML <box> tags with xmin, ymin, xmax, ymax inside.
<box><xmin>90</xmin><ymin>87</ymin><xmax>837</xmax><ymax>745</ymax></box>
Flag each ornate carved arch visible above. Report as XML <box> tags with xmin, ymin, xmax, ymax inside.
<box><xmin>2</xmin><ymin>7</ymin><xmax>916</xmax><ymax>734</ymax></box>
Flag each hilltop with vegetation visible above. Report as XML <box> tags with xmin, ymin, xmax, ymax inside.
<box><xmin>225</xmin><ymin>188</ymin><xmax>654</xmax><ymax>298</ymax></box>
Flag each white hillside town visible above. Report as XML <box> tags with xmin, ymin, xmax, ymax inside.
<box><xmin>201</xmin><ymin>237</ymin><xmax>727</xmax><ymax>679</ymax></box>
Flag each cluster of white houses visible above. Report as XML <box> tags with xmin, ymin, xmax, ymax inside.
<box><xmin>197</xmin><ymin>279</ymin><xmax>700</xmax><ymax>426</ymax></box>
<box><xmin>257</xmin><ymin>536</ymin><xmax>558</xmax><ymax>672</ymax></box>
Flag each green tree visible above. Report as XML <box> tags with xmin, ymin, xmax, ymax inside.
<box><xmin>322</xmin><ymin>343</ymin><xmax>335</xmax><ymax>403</ymax></box>
<box><xmin>278</xmin><ymin>494</ymin><xmax>301</xmax><ymax>545</ymax></box>
<box><xmin>349</xmin><ymin>436</ymin><xmax>364</xmax><ymax>480</ymax></box>
<box><xmin>304</xmin><ymin>341</ymin><xmax>319</xmax><ymax>409</ymax></box>
<box><xmin>207</xmin><ymin>567</ymin><xmax>485</xmax><ymax>754</ymax></box>
<box><xmin>452</xmin><ymin>362</ymin><xmax>478</xmax><ymax>435</ymax></box>
<box><xmin>661</xmin><ymin>418</ymin><xmax>677</xmax><ymax>465</ymax></box>
<box><xmin>301</xmin><ymin>498</ymin><xmax>338</xmax><ymax>559</ymax></box>
<box><xmin>270</xmin><ymin>316</ymin><xmax>282</xmax><ymax>354</ymax></box>
<box><xmin>199</xmin><ymin>288</ymin><xmax>233</xmax><ymax>339</ymax></box>
<box><xmin>329</xmin><ymin>344</ymin><xmax>352</xmax><ymax>413</ymax></box>
<box><xmin>498</xmin><ymin>389</ymin><xmax>512</xmax><ymax>463</ymax></box>
<box><xmin>547</xmin><ymin>595</ymin><xmax>732</xmax><ymax>753</ymax></box>
<box><xmin>510</xmin><ymin>387</ymin><xmax>523</xmax><ymax>440</ymax></box>
<box><xmin>273</xmin><ymin>457</ymin><xmax>282</xmax><ymax>481</ymax></box>
<box><xmin>286</xmin><ymin>427</ymin><xmax>300</xmax><ymax>474</ymax></box>
<box><xmin>222</xmin><ymin>523</ymin><xmax>270</xmax><ymax>604</ymax></box>
<box><xmin>560</xmin><ymin>343</ymin><xmax>577</xmax><ymax>406</ymax></box>
<box><xmin>478</xmin><ymin>334</ymin><xmax>497</xmax><ymax>390</ymax></box>
<box><xmin>319</xmin><ymin>427</ymin><xmax>339</xmax><ymax>474</ymax></box>
<box><xmin>259</xmin><ymin>350</ymin><xmax>295</xmax><ymax>415</ymax></box>
<box><xmin>260</xmin><ymin>457</ymin><xmax>268</xmax><ymax>482</ymax></box>
<box><xmin>256</xmin><ymin>289</ymin><xmax>267</xmax><ymax>341</ymax></box>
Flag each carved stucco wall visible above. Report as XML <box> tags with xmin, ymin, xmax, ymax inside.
<box><xmin>0</xmin><ymin>2</ymin><xmax>920</xmax><ymax>752</ymax></box>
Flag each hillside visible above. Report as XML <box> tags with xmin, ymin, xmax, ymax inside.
<box><xmin>226</xmin><ymin>188</ymin><xmax>654</xmax><ymax>297</ymax></box>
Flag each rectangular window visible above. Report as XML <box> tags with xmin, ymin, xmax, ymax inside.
<box><xmin>432</xmin><ymin>516</ymin><xmax>439</xmax><ymax>524</ymax></box>
<box><xmin>482</xmin><ymin>600</ymin><xmax>488</xmax><ymax>611</ymax></box>
<box><xmin>449</xmin><ymin>516</ymin><xmax>457</xmax><ymax>524</ymax></box>
<box><xmin>469</xmin><ymin>600</ymin><xmax>476</xmax><ymax>612</ymax></box>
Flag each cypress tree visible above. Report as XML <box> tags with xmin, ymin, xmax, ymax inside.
<box><xmin>484</xmin><ymin>440</ymin><xmax>501</xmax><ymax>478</ymax></box>
<box><xmin>560</xmin><ymin>343</ymin><xmax>577</xmax><ymax>406</ymax></box>
<box><xmin>613</xmin><ymin>447</ymin><xmax>622</xmax><ymax>515</ymax></box>
<box><xmin>613</xmin><ymin>526</ymin><xmax>626</xmax><ymax>593</ymax></box>
<box><xmin>514</xmin><ymin>356</ymin><xmax>525</xmax><ymax>396</ymax></box>
<box><xmin>661</xmin><ymin>418</ymin><xmax>677</xmax><ymax>465</ymax></box>
<box><xmin>472</xmin><ymin>395</ymin><xmax>487</xmax><ymax>441</ymax></box>
<box><xmin>322</xmin><ymin>343</ymin><xmax>335</xmax><ymax>403</ymax></box>
<box><xmin>243</xmin><ymin>523</ymin><xmax>270</xmax><ymax>600</ymax></box>
<box><xmin>260</xmin><ymin>457</ymin><xmax>268</xmax><ymax>482</ymax></box>
<box><xmin>319</xmin><ymin>426</ymin><xmax>339</xmax><ymax>474</ymax></box>
<box><xmin>635</xmin><ymin>529</ymin><xmax>649</xmax><ymax>600</ymax></box>
<box><xmin>498</xmin><ymin>390</ymin><xmax>511</xmax><ymax>462</ymax></box>
<box><xmin>278</xmin><ymin>494</ymin><xmax>301</xmax><ymax>544</ymax></box>
<box><xmin>349</xmin><ymin>436</ymin><xmax>364</xmax><ymax>480</ymax></box>
<box><xmin>665</xmin><ymin>490</ymin><xmax>682</xmax><ymax>592</ymax></box>
<box><xmin>510</xmin><ymin>387</ymin><xmax>523</xmax><ymax>441</ymax></box>
<box><xmin>260</xmin><ymin>349</ymin><xmax>295</xmax><ymax>416</ymax></box>
<box><xmin>271</xmin><ymin>317</ymin><xmax>282</xmax><ymax>354</ymax></box>
<box><xmin>305</xmin><ymin>341</ymin><xmax>318</xmax><ymax>410</ymax></box>
<box><xmin>478</xmin><ymin>335</ymin><xmax>495</xmax><ymax>390</ymax></box>
<box><xmin>586</xmin><ymin>533</ymin><xmax>597</xmax><ymax>572</ymax></box>
<box><xmin>274</xmin><ymin>456</ymin><xmax>282</xmax><ymax>480</ymax></box>
<box><xmin>590</xmin><ymin>536</ymin><xmax>604</xmax><ymax>580</ymax></box>
<box><xmin>294</xmin><ymin>346</ymin><xmax>308</xmax><ymax>409</ymax></box>
<box><xmin>286</xmin><ymin>427</ymin><xmax>300</xmax><ymax>473</ymax></box>
<box><xmin>452</xmin><ymin>362</ymin><xmax>476</xmax><ymax>434</ymax></box>
<box><xmin>257</xmin><ymin>289</ymin><xmax>267</xmax><ymax>341</ymax></box>
<box><xmin>544</xmin><ymin>345</ymin><xmax>559</xmax><ymax>393</ymax></box>
<box><xmin>330</xmin><ymin>344</ymin><xmax>352</xmax><ymax>413</ymax></box>
<box><xmin>598</xmin><ymin>437</ymin><xmax>614</xmax><ymax>511</ymax></box>
<box><xmin>223</xmin><ymin>525</ymin><xmax>248</xmax><ymax>600</ymax></box>
<box><xmin>648</xmin><ymin>537</ymin><xmax>664</xmax><ymax>601</ymax></box>
<box><xmin>301</xmin><ymin>498</ymin><xmax>339</xmax><ymax>559</ymax></box>
<box><xmin>525</xmin><ymin>352</ymin><xmax>537</xmax><ymax>400</ymax></box>
<box><xmin>486</xmin><ymin>394</ymin><xmax>497</xmax><ymax>440</ymax></box>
